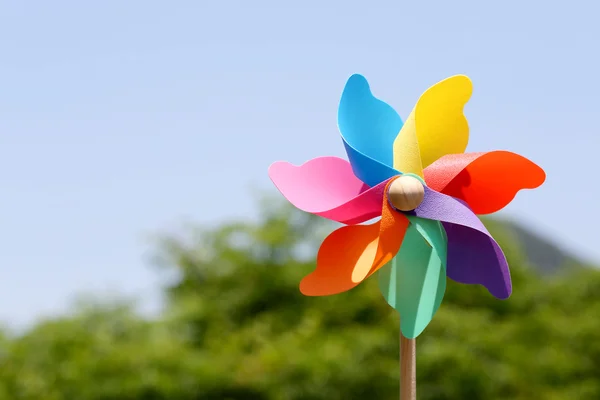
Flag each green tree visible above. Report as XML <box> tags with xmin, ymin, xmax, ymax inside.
<box><xmin>154</xmin><ymin>201</ymin><xmax>600</xmax><ymax>399</ymax></box>
<box><xmin>0</xmin><ymin>200</ymin><xmax>598</xmax><ymax>399</ymax></box>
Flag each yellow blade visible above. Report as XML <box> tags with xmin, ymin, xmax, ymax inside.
<box><xmin>393</xmin><ymin>75</ymin><xmax>473</xmax><ymax>177</ymax></box>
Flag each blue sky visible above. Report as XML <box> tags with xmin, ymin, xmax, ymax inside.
<box><xmin>0</xmin><ymin>0</ymin><xmax>598</xmax><ymax>327</ymax></box>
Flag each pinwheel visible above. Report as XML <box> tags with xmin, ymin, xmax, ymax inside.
<box><xmin>268</xmin><ymin>74</ymin><xmax>545</xmax><ymax>399</ymax></box>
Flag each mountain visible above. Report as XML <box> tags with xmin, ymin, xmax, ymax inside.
<box><xmin>486</xmin><ymin>218</ymin><xmax>590</xmax><ymax>274</ymax></box>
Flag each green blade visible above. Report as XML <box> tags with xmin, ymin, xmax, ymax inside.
<box><xmin>377</xmin><ymin>216</ymin><xmax>447</xmax><ymax>338</ymax></box>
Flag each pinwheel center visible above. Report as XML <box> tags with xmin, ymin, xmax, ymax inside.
<box><xmin>388</xmin><ymin>175</ymin><xmax>425</xmax><ymax>212</ymax></box>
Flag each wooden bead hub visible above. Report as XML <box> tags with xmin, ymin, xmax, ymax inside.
<box><xmin>388</xmin><ymin>176</ymin><xmax>425</xmax><ymax>212</ymax></box>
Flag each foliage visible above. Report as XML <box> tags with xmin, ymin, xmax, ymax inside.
<box><xmin>0</xmin><ymin>201</ymin><xmax>598</xmax><ymax>399</ymax></box>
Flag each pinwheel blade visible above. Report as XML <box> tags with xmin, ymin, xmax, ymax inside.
<box><xmin>423</xmin><ymin>151</ymin><xmax>546</xmax><ymax>215</ymax></box>
<box><xmin>393</xmin><ymin>75</ymin><xmax>472</xmax><ymax>177</ymax></box>
<box><xmin>268</xmin><ymin>157</ymin><xmax>389</xmax><ymax>225</ymax></box>
<box><xmin>377</xmin><ymin>216</ymin><xmax>447</xmax><ymax>339</ymax></box>
<box><xmin>412</xmin><ymin>186</ymin><xmax>512</xmax><ymax>298</ymax></box>
<box><xmin>300</xmin><ymin>179</ymin><xmax>410</xmax><ymax>296</ymax></box>
<box><xmin>338</xmin><ymin>74</ymin><xmax>403</xmax><ymax>186</ymax></box>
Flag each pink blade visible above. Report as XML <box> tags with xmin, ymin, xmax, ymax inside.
<box><xmin>268</xmin><ymin>156</ymin><xmax>389</xmax><ymax>225</ymax></box>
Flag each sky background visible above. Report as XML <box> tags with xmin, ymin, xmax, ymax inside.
<box><xmin>1</xmin><ymin>0</ymin><xmax>598</xmax><ymax>328</ymax></box>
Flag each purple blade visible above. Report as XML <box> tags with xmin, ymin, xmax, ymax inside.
<box><xmin>441</xmin><ymin>222</ymin><xmax>510</xmax><ymax>299</ymax></box>
<box><xmin>411</xmin><ymin>187</ymin><xmax>511</xmax><ymax>299</ymax></box>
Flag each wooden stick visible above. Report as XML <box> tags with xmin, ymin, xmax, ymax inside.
<box><xmin>400</xmin><ymin>334</ymin><xmax>416</xmax><ymax>400</ymax></box>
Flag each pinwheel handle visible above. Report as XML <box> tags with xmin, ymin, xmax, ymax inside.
<box><xmin>400</xmin><ymin>335</ymin><xmax>416</xmax><ymax>399</ymax></box>
<box><xmin>388</xmin><ymin>175</ymin><xmax>425</xmax><ymax>212</ymax></box>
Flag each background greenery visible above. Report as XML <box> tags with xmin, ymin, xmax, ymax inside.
<box><xmin>1</xmin><ymin>199</ymin><xmax>598</xmax><ymax>400</ymax></box>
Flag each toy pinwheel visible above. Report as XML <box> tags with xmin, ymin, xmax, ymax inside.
<box><xmin>268</xmin><ymin>74</ymin><xmax>545</xmax><ymax>398</ymax></box>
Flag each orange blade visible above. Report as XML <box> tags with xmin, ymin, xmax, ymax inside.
<box><xmin>300</xmin><ymin>178</ymin><xmax>410</xmax><ymax>296</ymax></box>
<box><xmin>423</xmin><ymin>151</ymin><xmax>546</xmax><ymax>214</ymax></box>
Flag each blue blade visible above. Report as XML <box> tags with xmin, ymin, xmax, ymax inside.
<box><xmin>338</xmin><ymin>74</ymin><xmax>403</xmax><ymax>186</ymax></box>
